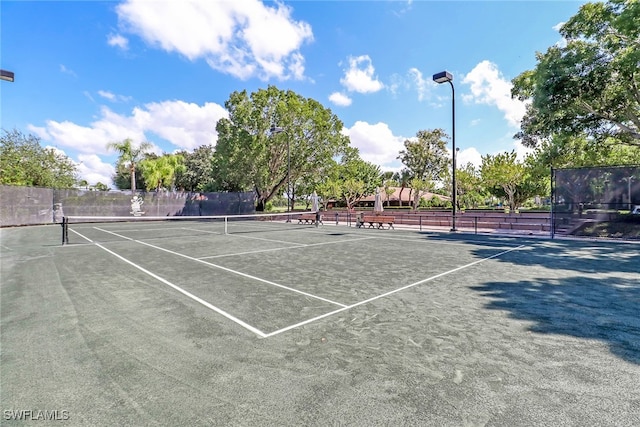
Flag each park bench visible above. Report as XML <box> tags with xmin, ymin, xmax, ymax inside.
<box><xmin>359</xmin><ymin>215</ymin><xmax>395</xmax><ymax>229</ymax></box>
<box><xmin>297</xmin><ymin>213</ymin><xmax>322</xmax><ymax>225</ymax></box>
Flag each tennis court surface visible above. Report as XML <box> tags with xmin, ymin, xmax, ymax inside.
<box><xmin>2</xmin><ymin>216</ymin><xmax>639</xmax><ymax>425</ymax></box>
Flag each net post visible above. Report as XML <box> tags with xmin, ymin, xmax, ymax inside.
<box><xmin>61</xmin><ymin>217</ymin><xmax>68</xmax><ymax>245</ymax></box>
<box><xmin>224</xmin><ymin>216</ymin><xmax>228</xmax><ymax>235</ymax></box>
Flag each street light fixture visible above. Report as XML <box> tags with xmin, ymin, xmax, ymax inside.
<box><xmin>1</xmin><ymin>69</ymin><xmax>15</xmax><ymax>82</ymax></box>
<box><xmin>433</xmin><ymin>70</ymin><xmax>457</xmax><ymax>232</ymax></box>
<box><xmin>270</xmin><ymin>125</ymin><xmax>291</xmax><ymax>220</ymax></box>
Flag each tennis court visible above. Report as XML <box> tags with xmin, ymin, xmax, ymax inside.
<box><xmin>1</xmin><ymin>215</ymin><xmax>639</xmax><ymax>425</ymax></box>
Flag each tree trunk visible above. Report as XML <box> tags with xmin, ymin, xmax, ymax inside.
<box><xmin>130</xmin><ymin>164</ymin><xmax>136</xmax><ymax>195</ymax></box>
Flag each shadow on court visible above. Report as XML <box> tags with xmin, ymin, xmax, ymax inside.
<box><xmin>468</xmin><ymin>240</ymin><xmax>640</xmax><ymax>364</ymax></box>
<box><xmin>472</xmin><ymin>275</ymin><xmax>640</xmax><ymax>364</ymax></box>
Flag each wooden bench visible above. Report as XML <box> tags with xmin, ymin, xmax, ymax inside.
<box><xmin>297</xmin><ymin>213</ymin><xmax>322</xmax><ymax>225</ymax></box>
<box><xmin>359</xmin><ymin>215</ymin><xmax>395</xmax><ymax>229</ymax></box>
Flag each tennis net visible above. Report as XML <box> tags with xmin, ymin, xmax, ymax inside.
<box><xmin>61</xmin><ymin>211</ymin><xmax>320</xmax><ymax>244</ymax></box>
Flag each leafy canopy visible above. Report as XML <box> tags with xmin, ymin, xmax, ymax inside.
<box><xmin>0</xmin><ymin>129</ymin><xmax>77</xmax><ymax>188</ymax></box>
<box><xmin>512</xmin><ymin>0</ymin><xmax>640</xmax><ymax>148</ymax></box>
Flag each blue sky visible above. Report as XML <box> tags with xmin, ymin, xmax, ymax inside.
<box><xmin>1</xmin><ymin>0</ymin><xmax>587</xmax><ymax>186</ymax></box>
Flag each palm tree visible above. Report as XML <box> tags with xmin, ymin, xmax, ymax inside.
<box><xmin>140</xmin><ymin>154</ymin><xmax>185</xmax><ymax>192</ymax></box>
<box><xmin>106</xmin><ymin>138</ymin><xmax>153</xmax><ymax>195</ymax></box>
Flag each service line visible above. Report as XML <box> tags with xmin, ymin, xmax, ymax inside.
<box><xmin>70</xmin><ymin>228</ymin><xmax>267</xmax><ymax>338</ymax></box>
<box><xmin>94</xmin><ymin>227</ymin><xmax>347</xmax><ymax>308</ymax></box>
<box><xmin>262</xmin><ymin>244</ymin><xmax>526</xmax><ymax>338</ymax></box>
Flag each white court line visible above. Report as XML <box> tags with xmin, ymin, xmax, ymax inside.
<box><xmin>94</xmin><ymin>227</ymin><xmax>347</xmax><ymax>308</ymax></box>
<box><xmin>197</xmin><ymin>236</ymin><xmax>375</xmax><ymax>260</ymax></box>
<box><xmin>70</xmin><ymin>228</ymin><xmax>266</xmax><ymax>337</ymax></box>
<box><xmin>69</xmin><ymin>228</ymin><xmax>94</xmax><ymax>243</ymax></box>
<box><xmin>262</xmin><ymin>244</ymin><xmax>527</xmax><ymax>338</ymax></box>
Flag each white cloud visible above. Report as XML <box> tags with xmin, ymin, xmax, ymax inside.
<box><xmin>408</xmin><ymin>67</ymin><xmax>430</xmax><ymax>101</ymax></box>
<box><xmin>342</xmin><ymin>121</ymin><xmax>404</xmax><ymax>168</ymax></box>
<box><xmin>98</xmin><ymin>90</ymin><xmax>116</xmax><ymax>101</ymax></box>
<box><xmin>97</xmin><ymin>90</ymin><xmax>132</xmax><ymax>103</ymax></box>
<box><xmin>462</xmin><ymin>60</ymin><xmax>527</xmax><ymax>128</ymax></box>
<box><xmin>76</xmin><ymin>154</ymin><xmax>116</xmax><ymax>186</ymax></box>
<box><xmin>340</xmin><ymin>55</ymin><xmax>384</xmax><ymax>94</ymax></box>
<box><xmin>514</xmin><ymin>140</ymin><xmax>534</xmax><ymax>161</ymax></box>
<box><xmin>59</xmin><ymin>64</ymin><xmax>77</xmax><ymax>77</ymax></box>
<box><xmin>30</xmin><ymin>100</ymin><xmax>229</xmax><ymax>155</ymax></box>
<box><xmin>107</xmin><ymin>33</ymin><xmax>129</xmax><ymax>50</ymax></box>
<box><xmin>328</xmin><ymin>92</ymin><xmax>352</xmax><ymax>107</ymax></box>
<box><xmin>456</xmin><ymin>147</ymin><xmax>482</xmax><ymax>169</ymax></box>
<box><xmin>115</xmin><ymin>0</ymin><xmax>313</xmax><ymax>81</ymax></box>
<box><xmin>553</xmin><ymin>22</ymin><xmax>568</xmax><ymax>48</ymax></box>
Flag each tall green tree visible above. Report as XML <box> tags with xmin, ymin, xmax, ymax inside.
<box><xmin>213</xmin><ymin>86</ymin><xmax>349</xmax><ymax>211</ymax></box>
<box><xmin>140</xmin><ymin>154</ymin><xmax>185</xmax><ymax>192</ymax></box>
<box><xmin>397</xmin><ymin>129</ymin><xmax>449</xmax><ymax>207</ymax></box>
<box><xmin>398</xmin><ymin>129</ymin><xmax>450</xmax><ymax>181</ymax></box>
<box><xmin>0</xmin><ymin>129</ymin><xmax>77</xmax><ymax>187</ymax></box>
<box><xmin>481</xmin><ymin>151</ymin><xmax>545</xmax><ymax>211</ymax></box>
<box><xmin>455</xmin><ymin>163</ymin><xmax>485</xmax><ymax>210</ymax></box>
<box><xmin>337</xmin><ymin>148</ymin><xmax>382</xmax><ymax>210</ymax></box>
<box><xmin>409</xmin><ymin>177</ymin><xmax>434</xmax><ymax>210</ymax></box>
<box><xmin>174</xmin><ymin>145</ymin><xmax>215</xmax><ymax>192</ymax></box>
<box><xmin>512</xmin><ymin>0</ymin><xmax>640</xmax><ymax>149</ymax></box>
<box><xmin>107</xmin><ymin>138</ymin><xmax>153</xmax><ymax>194</ymax></box>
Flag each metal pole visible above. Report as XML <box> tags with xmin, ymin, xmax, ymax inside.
<box><xmin>449</xmin><ymin>80</ymin><xmax>457</xmax><ymax>232</ymax></box>
<box><xmin>287</xmin><ymin>138</ymin><xmax>291</xmax><ymax>222</ymax></box>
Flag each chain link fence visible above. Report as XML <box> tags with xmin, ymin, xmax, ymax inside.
<box><xmin>552</xmin><ymin>165</ymin><xmax>640</xmax><ymax>239</ymax></box>
<box><xmin>0</xmin><ymin>185</ymin><xmax>256</xmax><ymax>227</ymax></box>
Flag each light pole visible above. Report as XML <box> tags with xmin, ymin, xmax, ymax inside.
<box><xmin>270</xmin><ymin>126</ymin><xmax>291</xmax><ymax>221</ymax></box>
<box><xmin>433</xmin><ymin>70</ymin><xmax>457</xmax><ymax>231</ymax></box>
<box><xmin>1</xmin><ymin>69</ymin><xmax>15</xmax><ymax>82</ymax></box>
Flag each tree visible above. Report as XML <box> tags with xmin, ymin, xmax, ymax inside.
<box><xmin>0</xmin><ymin>129</ymin><xmax>77</xmax><ymax>188</ymax></box>
<box><xmin>481</xmin><ymin>151</ymin><xmax>545</xmax><ymax>211</ymax></box>
<box><xmin>213</xmin><ymin>86</ymin><xmax>349</xmax><ymax>211</ymax></box>
<box><xmin>409</xmin><ymin>177</ymin><xmax>434</xmax><ymax>210</ymax></box>
<box><xmin>174</xmin><ymin>145</ymin><xmax>216</xmax><ymax>192</ymax></box>
<box><xmin>398</xmin><ymin>129</ymin><xmax>449</xmax><ymax>181</ymax></box>
<box><xmin>94</xmin><ymin>182</ymin><xmax>110</xmax><ymax>191</ymax></box>
<box><xmin>530</xmin><ymin>134</ymin><xmax>640</xmax><ymax>169</ymax></box>
<box><xmin>383</xmin><ymin>178</ymin><xmax>395</xmax><ymax>207</ymax></box>
<box><xmin>455</xmin><ymin>162</ymin><xmax>485</xmax><ymax>210</ymax></box>
<box><xmin>397</xmin><ymin>129</ymin><xmax>449</xmax><ymax>207</ymax></box>
<box><xmin>107</xmin><ymin>138</ymin><xmax>153</xmax><ymax>194</ymax></box>
<box><xmin>140</xmin><ymin>154</ymin><xmax>185</xmax><ymax>192</ymax></box>
<box><xmin>338</xmin><ymin>147</ymin><xmax>381</xmax><ymax>210</ymax></box>
<box><xmin>512</xmin><ymin>0</ymin><xmax>640</xmax><ymax>149</ymax></box>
